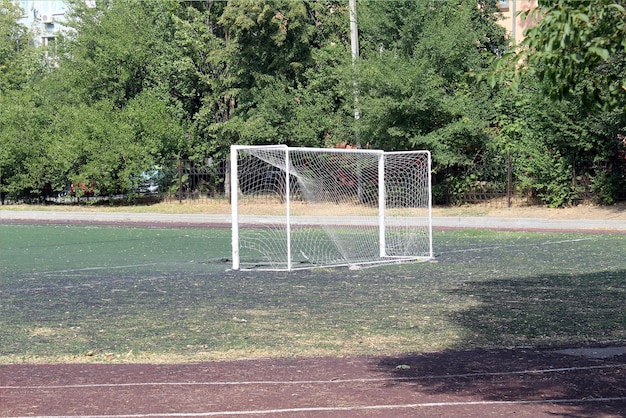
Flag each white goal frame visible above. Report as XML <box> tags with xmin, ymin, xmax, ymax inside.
<box><xmin>231</xmin><ymin>145</ymin><xmax>433</xmax><ymax>271</ymax></box>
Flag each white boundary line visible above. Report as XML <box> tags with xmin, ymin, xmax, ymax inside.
<box><xmin>8</xmin><ymin>397</ymin><xmax>626</xmax><ymax>418</ymax></box>
<box><xmin>440</xmin><ymin>236</ymin><xmax>597</xmax><ymax>255</ymax></box>
<box><xmin>3</xmin><ymin>363</ymin><xmax>625</xmax><ymax>390</ymax></box>
<box><xmin>35</xmin><ymin>263</ymin><xmax>166</xmax><ymax>275</ymax></box>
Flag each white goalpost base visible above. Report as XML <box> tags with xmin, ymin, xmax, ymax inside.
<box><xmin>231</xmin><ymin>145</ymin><xmax>433</xmax><ymax>271</ymax></box>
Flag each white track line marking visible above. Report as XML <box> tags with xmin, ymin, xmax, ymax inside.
<box><xmin>36</xmin><ymin>263</ymin><xmax>167</xmax><ymax>275</ymax></box>
<box><xmin>441</xmin><ymin>237</ymin><xmax>597</xmax><ymax>255</ymax></box>
<box><xmin>9</xmin><ymin>397</ymin><xmax>626</xmax><ymax>418</ymax></box>
<box><xmin>3</xmin><ymin>363</ymin><xmax>625</xmax><ymax>390</ymax></box>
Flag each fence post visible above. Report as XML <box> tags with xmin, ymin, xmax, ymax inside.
<box><xmin>507</xmin><ymin>150</ymin><xmax>512</xmax><ymax>208</ymax></box>
<box><xmin>178</xmin><ymin>158</ymin><xmax>183</xmax><ymax>204</ymax></box>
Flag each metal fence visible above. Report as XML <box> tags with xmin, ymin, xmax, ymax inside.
<box><xmin>158</xmin><ymin>159</ymin><xmax>229</xmax><ymax>203</ymax></box>
<box><xmin>435</xmin><ymin>153</ymin><xmax>626</xmax><ymax>207</ymax></box>
<box><xmin>2</xmin><ymin>154</ymin><xmax>624</xmax><ymax>206</ymax></box>
<box><xmin>436</xmin><ymin>152</ymin><xmax>521</xmax><ymax>207</ymax></box>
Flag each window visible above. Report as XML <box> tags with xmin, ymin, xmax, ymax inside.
<box><xmin>41</xmin><ymin>35</ymin><xmax>56</xmax><ymax>46</ymax></box>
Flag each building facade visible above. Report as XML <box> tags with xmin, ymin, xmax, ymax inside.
<box><xmin>497</xmin><ymin>0</ymin><xmax>539</xmax><ymax>45</ymax></box>
<box><xmin>16</xmin><ymin>0</ymin><xmax>69</xmax><ymax>46</ymax></box>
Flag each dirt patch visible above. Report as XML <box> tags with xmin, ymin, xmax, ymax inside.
<box><xmin>431</xmin><ymin>201</ymin><xmax>626</xmax><ymax>220</ymax></box>
<box><xmin>3</xmin><ymin>201</ymin><xmax>626</xmax><ymax>220</ymax></box>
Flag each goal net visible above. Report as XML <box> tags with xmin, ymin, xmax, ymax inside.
<box><xmin>231</xmin><ymin>145</ymin><xmax>433</xmax><ymax>271</ymax></box>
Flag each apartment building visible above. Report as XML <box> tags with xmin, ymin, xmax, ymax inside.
<box><xmin>15</xmin><ymin>0</ymin><xmax>70</xmax><ymax>46</ymax></box>
<box><xmin>497</xmin><ymin>0</ymin><xmax>539</xmax><ymax>45</ymax></box>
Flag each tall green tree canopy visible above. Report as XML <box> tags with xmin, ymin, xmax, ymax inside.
<box><xmin>0</xmin><ymin>0</ymin><xmax>41</xmax><ymax>91</ymax></box>
<box><xmin>356</xmin><ymin>0</ymin><xmax>507</xmax><ymax>172</ymax></box>
<box><xmin>487</xmin><ymin>0</ymin><xmax>626</xmax><ymax>206</ymax></box>
<box><xmin>1</xmin><ymin>0</ymin><xmax>623</xmax><ymax>206</ymax></box>
<box><xmin>498</xmin><ymin>0</ymin><xmax>626</xmax><ymax>111</ymax></box>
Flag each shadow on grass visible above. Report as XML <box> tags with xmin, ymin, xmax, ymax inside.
<box><xmin>376</xmin><ymin>269</ymin><xmax>626</xmax><ymax>417</ymax></box>
<box><xmin>448</xmin><ymin>269</ymin><xmax>626</xmax><ymax>347</ymax></box>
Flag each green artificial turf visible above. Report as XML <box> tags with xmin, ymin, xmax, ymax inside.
<box><xmin>1</xmin><ymin>224</ymin><xmax>625</xmax><ymax>363</ymax></box>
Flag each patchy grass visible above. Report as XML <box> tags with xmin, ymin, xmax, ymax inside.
<box><xmin>3</xmin><ymin>199</ymin><xmax>626</xmax><ymax>219</ymax></box>
<box><xmin>0</xmin><ymin>200</ymin><xmax>232</xmax><ymax>214</ymax></box>
<box><xmin>1</xmin><ymin>225</ymin><xmax>625</xmax><ymax>364</ymax></box>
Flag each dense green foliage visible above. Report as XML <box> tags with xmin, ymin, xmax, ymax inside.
<box><xmin>522</xmin><ymin>0</ymin><xmax>626</xmax><ymax>111</ymax></box>
<box><xmin>489</xmin><ymin>0</ymin><xmax>626</xmax><ymax>205</ymax></box>
<box><xmin>0</xmin><ymin>0</ymin><xmax>624</xmax><ymax>206</ymax></box>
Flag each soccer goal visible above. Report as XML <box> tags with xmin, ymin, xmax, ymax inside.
<box><xmin>230</xmin><ymin>145</ymin><xmax>433</xmax><ymax>271</ymax></box>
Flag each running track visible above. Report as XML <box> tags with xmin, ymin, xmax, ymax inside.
<box><xmin>3</xmin><ymin>347</ymin><xmax>626</xmax><ymax>417</ymax></box>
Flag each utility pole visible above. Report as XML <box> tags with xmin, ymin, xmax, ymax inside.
<box><xmin>349</xmin><ymin>0</ymin><xmax>360</xmax><ymax>148</ymax></box>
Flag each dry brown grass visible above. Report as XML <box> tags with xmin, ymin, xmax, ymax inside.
<box><xmin>2</xmin><ymin>199</ymin><xmax>625</xmax><ymax>219</ymax></box>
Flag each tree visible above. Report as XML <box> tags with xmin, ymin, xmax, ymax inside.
<box><xmin>0</xmin><ymin>0</ymin><xmax>56</xmax><ymax>201</ymax></box>
<box><xmin>0</xmin><ymin>0</ymin><xmax>50</xmax><ymax>92</ymax></box>
<box><xmin>493</xmin><ymin>71</ymin><xmax>626</xmax><ymax>206</ymax></box>
<box><xmin>0</xmin><ymin>0</ymin><xmax>29</xmax><ymax>90</ymax></box>
<box><xmin>355</xmin><ymin>0</ymin><xmax>508</xmax><ymax>198</ymax></box>
<box><xmin>179</xmin><ymin>0</ymin><xmax>354</xmax><ymax>156</ymax></box>
<box><xmin>7</xmin><ymin>0</ymin><xmax>620</xmax><ymax>206</ymax></box>
<box><xmin>497</xmin><ymin>0</ymin><xmax>626</xmax><ymax>111</ymax></box>
<box><xmin>60</xmin><ymin>0</ymin><xmax>180</xmax><ymax>107</ymax></box>
<box><xmin>485</xmin><ymin>0</ymin><xmax>626</xmax><ymax>205</ymax></box>
<box><xmin>0</xmin><ymin>89</ymin><xmax>52</xmax><ymax>200</ymax></box>
<box><xmin>42</xmin><ymin>0</ymin><xmax>190</xmax><ymax>195</ymax></box>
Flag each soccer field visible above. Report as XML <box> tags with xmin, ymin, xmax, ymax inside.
<box><xmin>1</xmin><ymin>223</ymin><xmax>625</xmax><ymax>363</ymax></box>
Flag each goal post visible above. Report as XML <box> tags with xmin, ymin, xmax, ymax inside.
<box><xmin>231</xmin><ymin>145</ymin><xmax>433</xmax><ymax>271</ymax></box>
